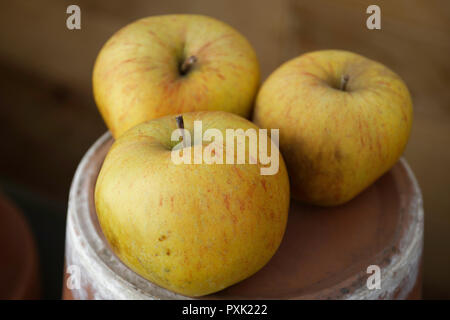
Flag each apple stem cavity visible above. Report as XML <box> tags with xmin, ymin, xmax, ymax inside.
<box><xmin>179</xmin><ymin>55</ymin><xmax>197</xmax><ymax>75</ymax></box>
<box><xmin>340</xmin><ymin>74</ymin><xmax>350</xmax><ymax>91</ymax></box>
<box><xmin>175</xmin><ymin>115</ymin><xmax>187</xmax><ymax>148</ymax></box>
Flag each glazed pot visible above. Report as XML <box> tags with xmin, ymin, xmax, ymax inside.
<box><xmin>63</xmin><ymin>132</ymin><xmax>423</xmax><ymax>299</ymax></box>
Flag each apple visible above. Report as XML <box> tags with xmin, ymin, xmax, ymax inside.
<box><xmin>93</xmin><ymin>14</ymin><xmax>260</xmax><ymax>138</ymax></box>
<box><xmin>253</xmin><ymin>50</ymin><xmax>413</xmax><ymax>206</ymax></box>
<box><xmin>94</xmin><ymin>111</ymin><xmax>290</xmax><ymax>296</ymax></box>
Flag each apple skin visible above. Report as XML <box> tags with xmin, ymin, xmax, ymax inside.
<box><xmin>95</xmin><ymin>111</ymin><xmax>289</xmax><ymax>296</ymax></box>
<box><xmin>93</xmin><ymin>14</ymin><xmax>260</xmax><ymax>138</ymax></box>
<box><xmin>253</xmin><ymin>50</ymin><xmax>413</xmax><ymax>206</ymax></box>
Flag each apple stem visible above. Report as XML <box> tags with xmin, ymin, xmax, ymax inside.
<box><xmin>175</xmin><ymin>115</ymin><xmax>187</xmax><ymax>148</ymax></box>
<box><xmin>180</xmin><ymin>56</ymin><xmax>197</xmax><ymax>75</ymax></box>
<box><xmin>340</xmin><ymin>74</ymin><xmax>349</xmax><ymax>91</ymax></box>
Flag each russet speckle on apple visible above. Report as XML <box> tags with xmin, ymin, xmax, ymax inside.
<box><xmin>93</xmin><ymin>14</ymin><xmax>261</xmax><ymax>138</ymax></box>
<box><xmin>94</xmin><ymin>111</ymin><xmax>290</xmax><ymax>296</ymax></box>
<box><xmin>253</xmin><ymin>50</ymin><xmax>413</xmax><ymax>206</ymax></box>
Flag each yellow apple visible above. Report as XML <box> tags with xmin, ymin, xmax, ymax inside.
<box><xmin>95</xmin><ymin>111</ymin><xmax>289</xmax><ymax>296</ymax></box>
<box><xmin>93</xmin><ymin>14</ymin><xmax>260</xmax><ymax>138</ymax></box>
<box><xmin>253</xmin><ymin>50</ymin><xmax>413</xmax><ymax>206</ymax></box>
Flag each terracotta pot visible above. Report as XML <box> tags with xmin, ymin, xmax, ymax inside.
<box><xmin>0</xmin><ymin>192</ymin><xmax>40</xmax><ymax>299</ymax></box>
<box><xmin>63</xmin><ymin>132</ymin><xmax>423</xmax><ymax>299</ymax></box>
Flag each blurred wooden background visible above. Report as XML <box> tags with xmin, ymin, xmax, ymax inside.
<box><xmin>0</xmin><ymin>0</ymin><xmax>449</xmax><ymax>298</ymax></box>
